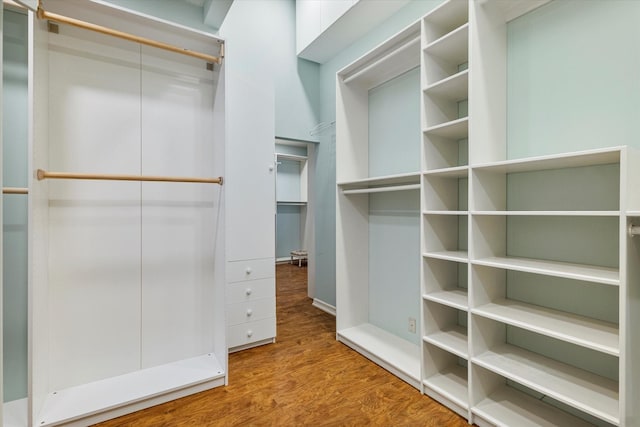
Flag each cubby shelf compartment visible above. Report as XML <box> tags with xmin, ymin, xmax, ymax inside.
<box><xmin>424</xmin><ymin>165</ymin><xmax>468</xmax><ymax>178</ymax></box>
<box><xmin>423</xmin><ymin>343</ymin><xmax>469</xmax><ymax>419</ymax></box>
<box><xmin>338</xmin><ymin>172</ymin><xmax>421</xmax><ymax>194</ymax></box>
<box><xmin>423</xmin><ymin>289</ymin><xmax>468</xmax><ymax>311</ymax></box>
<box><xmin>473</xmin><ymin>384</ymin><xmax>594</xmax><ymax>427</ymax></box>
<box><xmin>472</xmin><ymin>343</ymin><xmax>619</xmax><ymax>425</ymax></box>
<box><xmin>337</xmin><ymin>323</ymin><xmax>421</xmax><ymax>389</ymax></box>
<box><xmin>424</xmin><ymin>69</ymin><xmax>468</xmax><ymax>101</ymax></box>
<box><xmin>472</xmin><ymin>256</ymin><xmax>619</xmax><ymax>286</ymax></box>
<box><xmin>423</xmin><ymin>325</ymin><xmax>468</xmax><ymax>359</ymax></box>
<box><xmin>472</xmin><ymin>299</ymin><xmax>619</xmax><ymax>356</ymax></box>
<box><xmin>422</xmin><ymin>0</ymin><xmax>468</xmax><ymax>44</ymax></box>
<box><xmin>424</xmin><ymin>117</ymin><xmax>468</xmax><ymax>140</ymax></box>
<box><xmin>472</xmin><ymin>210</ymin><xmax>619</xmax><ymax>216</ymax></box>
<box><xmin>423</xmin><ymin>23</ymin><xmax>469</xmax><ymax>70</ymax></box>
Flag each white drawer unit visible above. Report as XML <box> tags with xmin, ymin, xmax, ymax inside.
<box><xmin>226</xmin><ymin>258</ymin><xmax>274</xmax><ymax>283</ymax></box>
<box><xmin>226</xmin><ymin>258</ymin><xmax>276</xmax><ymax>351</ymax></box>
<box><xmin>228</xmin><ymin>319</ymin><xmax>277</xmax><ymax>351</ymax></box>
<box><xmin>227</xmin><ymin>298</ymin><xmax>276</xmax><ymax>326</ymax></box>
<box><xmin>226</xmin><ymin>278</ymin><xmax>275</xmax><ymax>304</ymax></box>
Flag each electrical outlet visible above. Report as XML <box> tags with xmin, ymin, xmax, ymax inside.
<box><xmin>408</xmin><ymin>317</ymin><xmax>416</xmax><ymax>334</ymax></box>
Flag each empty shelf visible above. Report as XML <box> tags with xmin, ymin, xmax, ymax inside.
<box><xmin>473</xmin><ymin>299</ymin><xmax>618</xmax><ymax>356</ymax></box>
<box><xmin>423</xmin><ymin>289</ymin><xmax>468</xmax><ymax>310</ymax></box>
<box><xmin>423</xmin><ymin>365</ymin><xmax>468</xmax><ymax>410</ymax></box>
<box><xmin>473</xmin><ymin>343</ymin><xmax>619</xmax><ymax>425</ymax></box>
<box><xmin>423</xmin><ymin>250</ymin><xmax>468</xmax><ymax>263</ymax></box>
<box><xmin>423</xmin><ymin>325</ymin><xmax>468</xmax><ymax>358</ymax></box>
<box><xmin>472</xmin><ymin>256</ymin><xmax>619</xmax><ymax>286</ymax></box>
<box><xmin>424</xmin><ymin>117</ymin><xmax>468</xmax><ymax>139</ymax></box>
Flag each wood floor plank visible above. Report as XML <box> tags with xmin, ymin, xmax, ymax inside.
<box><xmin>94</xmin><ymin>264</ymin><xmax>467</xmax><ymax>426</ymax></box>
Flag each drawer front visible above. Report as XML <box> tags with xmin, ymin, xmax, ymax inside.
<box><xmin>227</xmin><ymin>297</ymin><xmax>275</xmax><ymax>326</ymax></box>
<box><xmin>226</xmin><ymin>278</ymin><xmax>274</xmax><ymax>304</ymax></box>
<box><xmin>226</xmin><ymin>258</ymin><xmax>274</xmax><ymax>283</ymax></box>
<box><xmin>228</xmin><ymin>318</ymin><xmax>276</xmax><ymax>348</ymax></box>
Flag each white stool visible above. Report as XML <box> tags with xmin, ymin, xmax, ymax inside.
<box><xmin>290</xmin><ymin>250</ymin><xmax>308</xmax><ymax>267</ymax></box>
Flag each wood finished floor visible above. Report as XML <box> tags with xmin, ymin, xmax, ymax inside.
<box><xmin>95</xmin><ymin>264</ymin><xmax>467</xmax><ymax>426</ymax></box>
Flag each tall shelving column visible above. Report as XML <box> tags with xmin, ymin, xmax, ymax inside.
<box><xmin>420</xmin><ymin>0</ymin><xmax>470</xmax><ymax>419</ymax></box>
<box><xmin>335</xmin><ymin>20</ymin><xmax>423</xmax><ymax>389</ymax></box>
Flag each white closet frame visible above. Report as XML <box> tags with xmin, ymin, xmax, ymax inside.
<box><xmin>27</xmin><ymin>1</ymin><xmax>226</xmax><ymax>425</ymax></box>
<box><xmin>336</xmin><ymin>0</ymin><xmax>640</xmax><ymax>425</ymax></box>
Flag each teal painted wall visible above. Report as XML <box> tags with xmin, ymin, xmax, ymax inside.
<box><xmin>507</xmin><ymin>0</ymin><xmax>640</xmax><ymax>159</ymax></box>
<box><xmin>3</xmin><ymin>8</ymin><xmax>28</xmax><ymax>402</ymax></box>
<box><xmin>314</xmin><ymin>0</ymin><xmax>443</xmax><ymax>307</ymax></box>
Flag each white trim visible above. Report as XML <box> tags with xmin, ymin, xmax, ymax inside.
<box><xmin>312</xmin><ymin>299</ymin><xmax>336</xmax><ymax>316</ymax></box>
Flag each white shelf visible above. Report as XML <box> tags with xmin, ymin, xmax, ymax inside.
<box><xmin>472</xmin><ymin>256</ymin><xmax>619</xmax><ymax>286</ymax></box>
<box><xmin>474</xmin><ymin>384</ymin><xmax>594</xmax><ymax>427</ymax></box>
<box><xmin>338</xmin><ymin>172</ymin><xmax>421</xmax><ymax>189</ymax></box>
<box><xmin>36</xmin><ymin>353</ymin><xmax>225</xmax><ymax>426</ymax></box>
<box><xmin>423</xmin><ymin>117</ymin><xmax>468</xmax><ymax>139</ymax></box>
<box><xmin>423</xmin><ymin>210</ymin><xmax>468</xmax><ymax>216</ymax></box>
<box><xmin>473</xmin><ymin>343</ymin><xmax>619</xmax><ymax>425</ymax></box>
<box><xmin>423</xmin><ymin>0</ymin><xmax>468</xmax><ymax>42</ymax></box>
<box><xmin>424</xmin><ymin>69</ymin><xmax>468</xmax><ymax>101</ymax></box>
<box><xmin>342</xmin><ymin>184</ymin><xmax>420</xmax><ymax>194</ymax></box>
<box><xmin>3</xmin><ymin>398</ymin><xmax>28</xmax><ymax>427</ymax></box>
<box><xmin>422</xmin><ymin>365</ymin><xmax>468</xmax><ymax>410</ymax></box>
<box><xmin>423</xmin><ymin>165</ymin><xmax>468</xmax><ymax>177</ymax></box>
<box><xmin>423</xmin><ymin>23</ymin><xmax>469</xmax><ymax>65</ymax></box>
<box><xmin>472</xmin><ymin>146</ymin><xmax>623</xmax><ymax>174</ymax></box>
<box><xmin>423</xmin><ymin>289</ymin><xmax>468</xmax><ymax>310</ymax></box>
<box><xmin>628</xmin><ymin>211</ymin><xmax>640</xmax><ymax>217</ymax></box>
<box><xmin>337</xmin><ymin>323</ymin><xmax>421</xmax><ymax>389</ymax></box>
<box><xmin>277</xmin><ymin>201</ymin><xmax>307</xmax><ymax>206</ymax></box>
<box><xmin>472</xmin><ymin>210</ymin><xmax>619</xmax><ymax>216</ymax></box>
<box><xmin>473</xmin><ymin>299</ymin><xmax>619</xmax><ymax>356</ymax></box>
<box><xmin>423</xmin><ymin>325</ymin><xmax>468</xmax><ymax>358</ymax></box>
<box><xmin>423</xmin><ymin>250</ymin><xmax>468</xmax><ymax>263</ymax></box>
<box><xmin>341</xmin><ymin>33</ymin><xmax>421</xmax><ymax>89</ymax></box>
<box><xmin>275</xmin><ymin>153</ymin><xmax>307</xmax><ymax>162</ymax></box>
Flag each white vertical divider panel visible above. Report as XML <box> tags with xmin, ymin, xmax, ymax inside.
<box><xmin>45</xmin><ymin>24</ymin><xmax>142</xmax><ymax>391</ymax></box>
<box><xmin>335</xmin><ymin>77</ymin><xmax>369</xmax><ymax>332</ymax></box>
<box><xmin>139</xmin><ymin>46</ymin><xmax>220</xmax><ymax>368</ymax></box>
<box><xmin>0</xmin><ymin>2</ymin><xmax>4</xmax><ymax>420</ymax></box>
<box><xmin>28</xmin><ymin>12</ymin><xmax>50</xmax><ymax>424</ymax></box>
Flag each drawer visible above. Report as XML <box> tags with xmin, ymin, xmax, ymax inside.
<box><xmin>228</xmin><ymin>318</ymin><xmax>276</xmax><ymax>349</ymax></box>
<box><xmin>227</xmin><ymin>297</ymin><xmax>275</xmax><ymax>326</ymax></box>
<box><xmin>226</xmin><ymin>278</ymin><xmax>274</xmax><ymax>304</ymax></box>
<box><xmin>226</xmin><ymin>258</ymin><xmax>274</xmax><ymax>283</ymax></box>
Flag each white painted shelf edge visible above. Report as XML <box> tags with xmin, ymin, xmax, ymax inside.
<box><xmin>275</xmin><ymin>153</ymin><xmax>307</xmax><ymax>162</ymax></box>
<box><xmin>471</xmin><ymin>210</ymin><xmax>619</xmax><ymax>216</ymax></box>
<box><xmin>472</xmin><ymin>299</ymin><xmax>619</xmax><ymax>356</ymax></box>
<box><xmin>423</xmin><ymin>325</ymin><xmax>468</xmax><ymax>358</ymax></box>
<box><xmin>422</xmin><ymin>365</ymin><xmax>468</xmax><ymax>410</ymax></box>
<box><xmin>337</xmin><ymin>323</ymin><xmax>420</xmax><ymax>388</ymax></box>
<box><xmin>342</xmin><ymin>184</ymin><xmax>420</xmax><ymax>194</ymax></box>
<box><xmin>423</xmin><ymin>289</ymin><xmax>468</xmax><ymax>310</ymax></box>
<box><xmin>337</xmin><ymin>172</ymin><xmax>421</xmax><ymax>188</ymax></box>
<box><xmin>423</xmin><ymin>250</ymin><xmax>468</xmax><ymax>263</ymax></box>
<box><xmin>3</xmin><ymin>398</ymin><xmax>28</xmax><ymax>427</ymax></box>
<box><xmin>422</xmin><ymin>0</ymin><xmax>468</xmax><ymax>29</ymax></box>
<box><xmin>423</xmin><ymin>210</ymin><xmax>468</xmax><ymax>216</ymax></box>
<box><xmin>423</xmin><ymin>117</ymin><xmax>468</xmax><ymax>139</ymax></box>
<box><xmin>473</xmin><ymin>344</ymin><xmax>619</xmax><ymax>425</ymax></box>
<box><xmin>423</xmin><ymin>165</ymin><xmax>469</xmax><ymax>177</ymax></box>
<box><xmin>423</xmin><ymin>69</ymin><xmax>468</xmax><ymax>100</ymax></box>
<box><xmin>473</xmin><ymin>385</ymin><xmax>594</xmax><ymax>427</ymax></box>
<box><xmin>36</xmin><ymin>353</ymin><xmax>225</xmax><ymax>426</ymax></box>
<box><xmin>471</xmin><ymin>146</ymin><xmax>624</xmax><ymax>173</ymax></box>
<box><xmin>472</xmin><ymin>256</ymin><xmax>619</xmax><ymax>286</ymax></box>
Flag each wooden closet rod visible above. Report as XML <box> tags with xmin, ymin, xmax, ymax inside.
<box><xmin>36</xmin><ymin>6</ymin><xmax>223</xmax><ymax>65</ymax></box>
<box><xmin>3</xmin><ymin>187</ymin><xmax>29</xmax><ymax>194</ymax></box>
<box><xmin>37</xmin><ymin>169</ymin><xmax>223</xmax><ymax>185</ymax></box>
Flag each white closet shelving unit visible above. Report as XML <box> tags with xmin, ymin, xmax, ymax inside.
<box><xmin>336</xmin><ymin>20</ymin><xmax>422</xmax><ymax>389</ymax></box>
<box><xmin>28</xmin><ymin>1</ymin><xmax>227</xmax><ymax>425</ymax></box>
<box><xmin>337</xmin><ymin>0</ymin><xmax>640</xmax><ymax>425</ymax></box>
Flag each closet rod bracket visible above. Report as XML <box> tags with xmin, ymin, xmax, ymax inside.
<box><xmin>629</xmin><ymin>224</ymin><xmax>640</xmax><ymax>237</ymax></box>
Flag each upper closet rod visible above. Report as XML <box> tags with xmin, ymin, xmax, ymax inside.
<box><xmin>36</xmin><ymin>169</ymin><xmax>223</xmax><ymax>185</ymax></box>
<box><xmin>3</xmin><ymin>187</ymin><xmax>29</xmax><ymax>194</ymax></box>
<box><xmin>2</xmin><ymin>0</ymin><xmax>224</xmax><ymax>65</ymax></box>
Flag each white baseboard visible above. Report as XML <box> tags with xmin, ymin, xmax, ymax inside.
<box><xmin>312</xmin><ymin>298</ymin><xmax>336</xmax><ymax>316</ymax></box>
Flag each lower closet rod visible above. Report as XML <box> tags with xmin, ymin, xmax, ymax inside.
<box><xmin>36</xmin><ymin>169</ymin><xmax>223</xmax><ymax>185</ymax></box>
<box><xmin>3</xmin><ymin>187</ymin><xmax>29</xmax><ymax>194</ymax></box>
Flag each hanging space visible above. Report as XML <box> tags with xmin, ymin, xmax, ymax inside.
<box><xmin>28</xmin><ymin>0</ymin><xmax>226</xmax><ymax>425</ymax></box>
